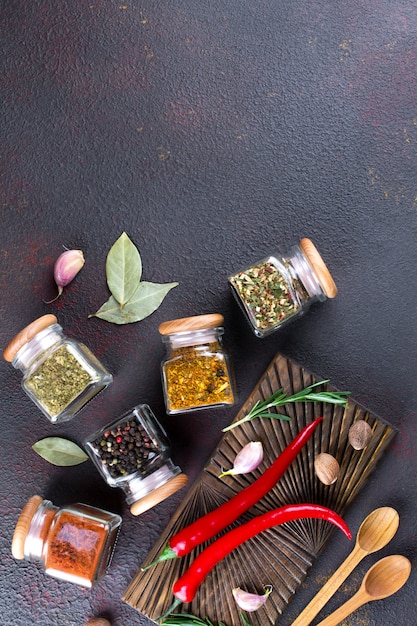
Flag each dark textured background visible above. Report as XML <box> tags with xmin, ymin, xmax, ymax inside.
<box><xmin>1</xmin><ymin>1</ymin><xmax>416</xmax><ymax>624</ymax></box>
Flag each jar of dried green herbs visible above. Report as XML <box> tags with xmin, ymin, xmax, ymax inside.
<box><xmin>229</xmin><ymin>238</ymin><xmax>338</xmax><ymax>337</ymax></box>
<box><xmin>3</xmin><ymin>314</ymin><xmax>112</xmax><ymax>423</ymax></box>
<box><xmin>159</xmin><ymin>314</ymin><xmax>236</xmax><ymax>414</ymax></box>
<box><xmin>84</xmin><ymin>404</ymin><xmax>188</xmax><ymax>516</ymax></box>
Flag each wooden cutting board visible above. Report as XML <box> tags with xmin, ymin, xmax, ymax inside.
<box><xmin>123</xmin><ymin>353</ymin><xmax>397</xmax><ymax>626</ymax></box>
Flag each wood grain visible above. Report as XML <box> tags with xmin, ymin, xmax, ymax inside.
<box><xmin>123</xmin><ymin>353</ymin><xmax>397</xmax><ymax>626</ymax></box>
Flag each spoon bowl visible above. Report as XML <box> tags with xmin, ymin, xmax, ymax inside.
<box><xmin>292</xmin><ymin>507</ymin><xmax>399</xmax><ymax>626</ymax></box>
<box><xmin>364</xmin><ymin>554</ymin><xmax>412</xmax><ymax>599</ymax></box>
<box><xmin>316</xmin><ymin>555</ymin><xmax>411</xmax><ymax>626</ymax></box>
<box><xmin>357</xmin><ymin>506</ymin><xmax>399</xmax><ymax>553</ymax></box>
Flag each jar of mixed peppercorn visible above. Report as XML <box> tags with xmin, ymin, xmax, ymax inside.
<box><xmin>84</xmin><ymin>404</ymin><xmax>188</xmax><ymax>516</ymax></box>
<box><xmin>3</xmin><ymin>314</ymin><xmax>112</xmax><ymax>423</ymax></box>
<box><xmin>12</xmin><ymin>495</ymin><xmax>121</xmax><ymax>588</ymax></box>
<box><xmin>159</xmin><ymin>314</ymin><xmax>236</xmax><ymax>414</ymax></box>
<box><xmin>228</xmin><ymin>238</ymin><xmax>338</xmax><ymax>337</ymax></box>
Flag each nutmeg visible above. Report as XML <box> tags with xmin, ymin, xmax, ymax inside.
<box><xmin>348</xmin><ymin>420</ymin><xmax>372</xmax><ymax>450</ymax></box>
<box><xmin>314</xmin><ymin>452</ymin><xmax>340</xmax><ymax>485</ymax></box>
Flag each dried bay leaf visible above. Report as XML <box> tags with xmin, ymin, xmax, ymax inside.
<box><xmin>92</xmin><ymin>281</ymin><xmax>178</xmax><ymax>324</ymax></box>
<box><xmin>32</xmin><ymin>437</ymin><xmax>88</xmax><ymax>466</ymax></box>
<box><xmin>106</xmin><ymin>231</ymin><xmax>142</xmax><ymax>306</ymax></box>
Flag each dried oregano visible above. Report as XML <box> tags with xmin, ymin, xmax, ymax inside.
<box><xmin>90</xmin><ymin>232</ymin><xmax>178</xmax><ymax>324</ymax></box>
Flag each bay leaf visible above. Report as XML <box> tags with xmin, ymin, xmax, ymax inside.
<box><xmin>106</xmin><ymin>232</ymin><xmax>142</xmax><ymax>306</ymax></box>
<box><xmin>91</xmin><ymin>281</ymin><xmax>178</xmax><ymax>324</ymax></box>
<box><xmin>32</xmin><ymin>437</ymin><xmax>88</xmax><ymax>466</ymax></box>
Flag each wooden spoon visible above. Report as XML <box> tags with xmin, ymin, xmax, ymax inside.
<box><xmin>292</xmin><ymin>506</ymin><xmax>399</xmax><ymax>626</ymax></box>
<box><xmin>316</xmin><ymin>554</ymin><xmax>411</xmax><ymax>625</ymax></box>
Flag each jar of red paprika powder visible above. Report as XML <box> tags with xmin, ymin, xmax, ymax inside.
<box><xmin>84</xmin><ymin>404</ymin><xmax>188</xmax><ymax>516</ymax></box>
<box><xmin>12</xmin><ymin>496</ymin><xmax>121</xmax><ymax>588</ymax></box>
<box><xmin>228</xmin><ymin>238</ymin><xmax>338</xmax><ymax>337</ymax></box>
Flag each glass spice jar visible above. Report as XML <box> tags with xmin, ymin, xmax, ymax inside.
<box><xmin>229</xmin><ymin>238</ymin><xmax>338</xmax><ymax>337</ymax></box>
<box><xmin>84</xmin><ymin>404</ymin><xmax>188</xmax><ymax>516</ymax></box>
<box><xmin>3</xmin><ymin>314</ymin><xmax>113</xmax><ymax>423</ymax></box>
<box><xmin>12</xmin><ymin>495</ymin><xmax>121</xmax><ymax>588</ymax></box>
<box><xmin>158</xmin><ymin>313</ymin><xmax>236</xmax><ymax>414</ymax></box>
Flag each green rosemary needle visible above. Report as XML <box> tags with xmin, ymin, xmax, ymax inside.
<box><xmin>223</xmin><ymin>380</ymin><xmax>350</xmax><ymax>432</ymax></box>
<box><xmin>158</xmin><ymin>613</ymin><xmax>227</xmax><ymax>625</ymax></box>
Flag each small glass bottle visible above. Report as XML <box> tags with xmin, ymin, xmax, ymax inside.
<box><xmin>229</xmin><ymin>238</ymin><xmax>338</xmax><ymax>338</ymax></box>
<box><xmin>12</xmin><ymin>495</ymin><xmax>121</xmax><ymax>588</ymax></box>
<box><xmin>84</xmin><ymin>404</ymin><xmax>188</xmax><ymax>516</ymax></box>
<box><xmin>3</xmin><ymin>314</ymin><xmax>113</xmax><ymax>423</ymax></box>
<box><xmin>159</xmin><ymin>313</ymin><xmax>236</xmax><ymax>414</ymax></box>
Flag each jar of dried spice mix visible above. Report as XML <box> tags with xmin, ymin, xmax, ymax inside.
<box><xmin>84</xmin><ymin>404</ymin><xmax>188</xmax><ymax>515</ymax></box>
<box><xmin>229</xmin><ymin>238</ymin><xmax>338</xmax><ymax>337</ymax></box>
<box><xmin>12</xmin><ymin>496</ymin><xmax>121</xmax><ymax>588</ymax></box>
<box><xmin>3</xmin><ymin>314</ymin><xmax>112</xmax><ymax>423</ymax></box>
<box><xmin>159</xmin><ymin>314</ymin><xmax>236</xmax><ymax>414</ymax></box>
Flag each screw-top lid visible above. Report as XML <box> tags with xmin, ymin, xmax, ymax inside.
<box><xmin>299</xmin><ymin>238</ymin><xmax>338</xmax><ymax>298</ymax></box>
<box><xmin>129</xmin><ymin>473</ymin><xmax>188</xmax><ymax>516</ymax></box>
<box><xmin>12</xmin><ymin>495</ymin><xmax>43</xmax><ymax>560</ymax></box>
<box><xmin>3</xmin><ymin>314</ymin><xmax>58</xmax><ymax>362</ymax></box>
<box><xmin>159</xmin><ymin>314</ymin><xmax>224</xmax><ymax>336</ymax></box>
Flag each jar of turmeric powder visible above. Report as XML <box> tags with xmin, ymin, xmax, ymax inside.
<box><xmin>3</xmin><ymin>314</ymin><xmax>113</xmax><ymax>423</ymax></box>
<box><xmin>84</xmin><ymin>404</ymin><xmax>188</xmax><ymax>516</ymax></box>
<box><xmin>229</xmin><ymin>238</ymin><xmax>338</xmax><ymax>337</ymax></box>
<box><xmin>12</xmin><ymin>496</ymin><xmax>121</xmax><ymax>588</ymax></box>
<box><xmin>159</xmin><ymin>314</ymin><xmax>236</xmax><ymax>414</ymax></box>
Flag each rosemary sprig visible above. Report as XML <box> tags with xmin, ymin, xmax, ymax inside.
<box><xmin>159</xmin><ymin>613</ymin><xmax>251</xmax><ymax>625</ymax></box>
<box><xmin>223</xmin><ymin>380</ymin><xmax>350</xmax><ymax>432</ymax></box>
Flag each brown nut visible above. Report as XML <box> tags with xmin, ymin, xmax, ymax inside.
<box><xmin>314</xmin><ymin>452</ymin><xmax>340</xmax><ymax>485</ymax></box>
<box><xmin>348</xmin><ymin>420</ymin><xmax>372</xmax><ymax>450</ymax></box>
<box><xmin>84</xmin><ymin>619</ymin><xmax>111</xmax><ymax>626</ymax></box>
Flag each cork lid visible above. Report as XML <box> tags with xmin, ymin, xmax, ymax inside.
<box><xmin>130</xmin><ymin>473</ymin><xmax>188</xmax><ymax>516</ymax></box>
<box><xmin>159</xmin><ymin>314</ymin><xmax>224</xmax><ymax>336</ymax></box>
<box><xmin>3</xmin><ymin>314</ymin><xmax>58</xmax><ymax>362</ymax></box>
<box><xmin>299</xmin><ymin>238</ymin><xmax>338</xmax><ymax>298</ymax></box>
<box><xmin>12</xmin><ymin>495</ymin><xmax>43</xmax><ymax>559</ymax></box>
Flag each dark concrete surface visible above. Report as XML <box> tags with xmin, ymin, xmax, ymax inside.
<box><xmin>1</xmin><ymin>1</ymin><xmax>416</xmax><ymax>624</ymax></box>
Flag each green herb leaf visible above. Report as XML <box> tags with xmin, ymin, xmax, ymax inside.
<box><xmin>223</xmin><ymin>380</ymin><xmax>350</xmax><ymax>432</ymax></box>
<box><xmin>158</xmin><ymin>613</ymin><xmax>227</xmax><ymax>625</ymax></box>
<box><xmin>32</xmin><ymin>437</ymin><xmax>88</xmax><ymax>466</ymax></box>
<box><xmin>106</xmin><ymin>232</ymin><xmax>142</xmax><ymax>306</ymax></box>
<box><xmin>91</xmin><ymin>281</ymin><xmax>178</xmax><ymax>324</ymax></box>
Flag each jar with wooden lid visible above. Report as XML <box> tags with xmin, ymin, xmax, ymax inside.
<box><xmin>228</xmin><ymin>238</ymin><xmax>338</xmax><ymax>337</ymax></box>
<box><xmin>84</xmin><ymin>404</ymin><xmax>188</xmax><ymax>516</ymax></box>
<box><xmin>3</xmin><ymin>314</ymin><xmax>112</xmax><ymax>423</ymax></box>
<box><xmin>12</xmin><ymin>495</ymin><xmax>121</xmax><ymax>588</ymax></box>
<box><xmin>159</xmin><ymin>314</ymin><xmax>236</xmax><ymax>414</ymax></box>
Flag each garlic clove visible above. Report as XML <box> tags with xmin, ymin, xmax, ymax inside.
<box><xmin>314</xmin><ymin>452</ymin><xmax>340</xmax><ymax>485</ymax></box>
<box><xmin>232</xmin><ymin>586</ymin><xmax>272</xmax><ymax>612</ymax></box>
<box><xmin>46</xmin><ymin>249</ymin><xmax>85</xmax><ymax>303</ymax></box>
<box><xmin>219</xmin><ymin>441</ymin><xmax>263</xmax><ymax>478</ymax></box>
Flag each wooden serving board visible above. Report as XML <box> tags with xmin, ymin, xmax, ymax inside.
<box><xmin>123</xmin><ymin>353</ymin><xmax>397</xmax><ymax>626</ymax></box>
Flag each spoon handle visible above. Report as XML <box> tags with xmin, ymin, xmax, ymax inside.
<box><xmin>315</xmin><ymin>590</ymin><xmax>367</xmax><ymax>626</ymax></box>
<box><xmin>292</xmin><ymin>548</ymin><xmax>366</xmax><ymax>626</ymax></box>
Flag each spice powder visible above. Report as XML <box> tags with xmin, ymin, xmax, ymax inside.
<box><xmin>26</xmin><ymin>345</ymin><xmax>93</xmax><ymax>417</ymax></box>
<box><xmin>45</xmin><ymin>513</ymin><xmax>107</xmax><ymax>582</ymax></box>
<box><xmin>163</xmin><ymin>343</ymin><xmax>234</xmax><ymax>412</ymax></box>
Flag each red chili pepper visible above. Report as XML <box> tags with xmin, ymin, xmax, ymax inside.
<box><xmin>145</xmin><ymin>417</ymin><xmax>323</xmax><ymax>568</ymax></box>
<box><xmin>173</xmin><ymin>503</ymin><xmax>352</xmax><ymax>603</ymax></box>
